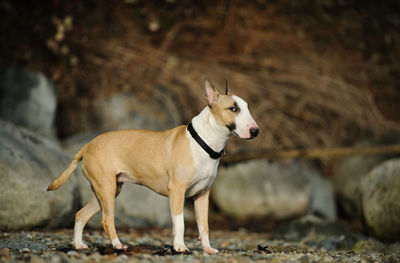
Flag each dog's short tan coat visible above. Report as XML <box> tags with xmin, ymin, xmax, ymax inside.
<box><xmin>48</xmin><ymin>79</ymin><xmax>258</xmax><ymax>254</ymax></box>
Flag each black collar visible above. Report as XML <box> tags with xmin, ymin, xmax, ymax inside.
<box><xmin>187</xmin><ymin>123</ymin><xmax>224</xmax><ymax>159</ymax></box>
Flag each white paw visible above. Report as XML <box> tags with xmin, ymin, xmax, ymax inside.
<box><xmin>113</xmin><ymin>243</ymin><xmax>128</xmax><ymax>250</ymax></box>
<box><xmin>203</xmin><ymin>246</ymin><xmax>219</xmax><ymax>254</ymax></box>
<box><xmin>174</xmin><ymin>244</ymin><xmax>190</xmax><ymax>253</ymax></box>
<box><xmin>74</xmin><ymin>242</ymin><xmax>88</xmax><ymax>250</ymax></box>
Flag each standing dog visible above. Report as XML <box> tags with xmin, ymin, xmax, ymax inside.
<box><xmin>47</xmin><ymin>79</ymin><xmax>259</xmax><ymax>254</ymax></box>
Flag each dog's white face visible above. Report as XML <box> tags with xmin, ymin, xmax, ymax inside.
<box><xmin>230</xmin><ymin>95</ymin><xmax>259</xmax><ymax>139</ymax></box>
<box><xmin>205</xmin><ymin>80</ymin><xmax>259</xmax><ymax>139</ymax></box>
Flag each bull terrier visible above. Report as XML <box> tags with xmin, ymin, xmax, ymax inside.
<box><xmin>47</xmin><ymin>79</ymin><xmax>259</xmax><ymax>254</ymax></box>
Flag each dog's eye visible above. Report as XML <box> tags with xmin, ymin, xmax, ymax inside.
<box><xmin>229</xmin><ymin>106</ymin><xmax>237</xmax><ymax>112</ymax></box>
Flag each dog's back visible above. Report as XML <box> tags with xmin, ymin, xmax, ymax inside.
<box><xmin>48</xmin><ymin>125</ymin><xmax>193</xmax><ymax>196</ymax></box>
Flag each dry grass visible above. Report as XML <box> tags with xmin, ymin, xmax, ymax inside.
<box><xmin>12</xmin><ymin>1</ymin><xmax>398</xmax><ymax>154</ymax></box>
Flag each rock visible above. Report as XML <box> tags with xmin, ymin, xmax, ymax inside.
<box><xmin>318</xmin><ymin>235</ymin><xmax>360</xmax><ymax>251</ymax></box>
<box><xmin>212</xmin><ymin>160</ymin><xmax>335</xmax><ymax>220</ymax></box>
<box><xmin>95</xmin><ymin>91</ymin><xmax>180</xmax><ymax>131</ymax></box>
<box><xmin>61</xmin><ymin>133</ymin><xmax>171</xmax><ymax>228</ymax></box>
<box><xmin>61</xmin><ymin>132</ymin><xmax>101</xmax><ymax>156</ymax></box>
<box><xmin>59</xmin><ymin>87</ymin><xmax>182</xmax><ymax>137</ymax></box>
<box><xmin>0</xmin><ymin>67</ymin><xmax>56</xmax><ymax>138</ymax></box>
<box><xmin>271</xmin><ymin>215</ymin><xmax>369</xmax><ymax>252</ymax></box>
<box><xmin>360</xmin><ymin>158</ymin><xmax>400</xmax><ymax>242</ymax></box>
<box><xmin>0</xmin><ymin>119</ymin><xmax>79</xmax><ymax>229</ymax></box>
<box><xmin>307</xmin><ymin>171</ymin><xmax>336</xmax><ymax>221</ymax></box>
<box><xmin>333</xmin><ymin>135</ymin><xmax>400</xmax><ymax>219</ymax></box>
<box><xmin>384</xmin><ymin>242</ymin><xmax>400</xmax><ymax>255</ymax></box>
<box><xmin>352</xmin><ymin>239</ymin><xmax>385</xmax><ymax>253</ymax></box>
<box><xmin>271</xmin><ymin>215</ymin><xmax>359</xmax><ymax>243</ymax></box>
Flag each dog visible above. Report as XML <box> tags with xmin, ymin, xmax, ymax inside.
<box><xmin>47</xmin><ymin>79</ymin><xmax>259</xmax><ymax>254</ymax></box>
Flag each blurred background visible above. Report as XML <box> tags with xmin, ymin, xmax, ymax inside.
<box><xmin>1</xmin><ymin>0</ymin><xmax>400</xmax><ymax>246</ymax></box>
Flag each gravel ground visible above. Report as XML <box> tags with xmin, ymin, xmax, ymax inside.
<box><xmin>0</xmin><ymin>224</ymin><xmax>399</xmax><ymax>263</ymax></box>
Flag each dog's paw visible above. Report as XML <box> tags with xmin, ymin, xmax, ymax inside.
<box><xmin>74</xmin><ymin>242</ymin><xmax>89</xmax><ymax>250</ymax></box>
<box><xmin>114</xmin><ymin>243</ymin><xmax>128</xmax><ymax>250</ymax></box>
<box><xmin>203</xmin><ymin>246</ymin><xmax>219</xmax><ymax>255</ymax></box>
<box><xmin>173</xmin><ymin>244</ymin><xmax>190</xmax><ymax>254</ymax></box>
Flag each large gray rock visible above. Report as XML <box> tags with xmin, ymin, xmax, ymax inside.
<box><xmin>61</xmin><ymin>88</ymin><xmax>182</xmax><ymax>137</ymax></box>
<box><xmin>360</xmin><ymin>158</ymin><xmax>400</xmax><ymax>242</ymax></box>
<box><xmin>0</xmin><ymin>68</ymin><xmax>56</xmax><ymax>138</ymax></box>
<box><xmin>333</xmin><ymin>136</ymin><xmax>400</xmax><ymax>219</ymax></box>
<box><xmin>212</xmin><ymin>160</ymin><xmax>336</xmax><ymax>221</ymax></box>
<box><xmin>0</xmin><ymin>119</ymin><xmax>78</xmax><ymax>230</ymax></box>
<box><xmin>62</xmin><ymin>133</ymin><xmax>171</xmax><ymax>228</ymax></box>
<box><xmin>96</xmin><ymin>89</ymin><xmax>181</xmax><ymax>131</ymax></box>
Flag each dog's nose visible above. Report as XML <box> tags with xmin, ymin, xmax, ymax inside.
<box><xmin>249</xmin><ymin>127</ymin><xmax>259</xmax><ymax>138</ymax></box>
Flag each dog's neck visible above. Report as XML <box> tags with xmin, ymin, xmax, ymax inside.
<box><xmin>191</xmin><ymin>106</ymin><xmax>231</xmax><ymax>153</ymax></box>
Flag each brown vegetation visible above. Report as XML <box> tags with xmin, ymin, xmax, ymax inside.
<box><xmin>1</xmin><ymin>0</ymin><xmax>399</xmax><ymax>154</ymax></box>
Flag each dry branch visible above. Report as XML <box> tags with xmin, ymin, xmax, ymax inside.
<box><xmin>222</xmin><ymin>144</ymin><xmax>400</xmax><ymax>164</ymax></box>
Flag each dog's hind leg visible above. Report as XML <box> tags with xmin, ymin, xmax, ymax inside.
<box><xmin>73</xmin><ymin>190</ymin><xmax>101</xmax><ymax>250</ymax></box>
<box><xmin>92</xmin><ymin>178</ymin><xmax>127</xmax><ymax>250</ymax></box>
<box><xmin>73</xmin><ymin>180</ymin><xmax>124</xmax><ymax>250</ymax></box>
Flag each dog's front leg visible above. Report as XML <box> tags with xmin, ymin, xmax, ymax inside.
<box><xmin>168</xmin><ymin>182</ymin><xmax>189</xmax><ymax>253</ymax></box>
<box><xmin>194</xmin><ymin>189</ymin><xmax>219</xmax><ymax>254</ymax></box>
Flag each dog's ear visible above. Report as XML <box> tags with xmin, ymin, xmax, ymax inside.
<box><xmin>225</xmin><ymin>79</ymin><xmax>232</xmax><ymax>96</ymax></box>
<box><xmin>204</xmin><ymin>78</ymin><xmax>219</xmax><ymax>105</ymax></box>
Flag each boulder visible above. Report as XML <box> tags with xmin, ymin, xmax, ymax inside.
<box><xmin>97</xmin><ymin>89</ymin><xmax>181</xmax><ymax>131</ymax></box>
<box><xmin>0</xmin><ymin>119</ymin><xmax>78</xmax><ymax>230</ymax></box>
<box><xmin>59</xmin><ymin>87</ymin><xmax>182</xmax><ymax>137</ymax></box>
<box><xmin>0</xmin><ymin>68</ymin><xmax>56</xmax><ymax>138</ymax></box>
<box><xmin>360</xmin><ymin>158</ymin><xmax>400</xmax><ymax>242</ymax></box>
<box><xmin>61</xmin><ymin>133</ymin><xmax>171</xmax><ymax>228</ymax></box>
<box><xmin>212</xmin><ymin>159</ymin><xmax>336</xmax><ymax>221</ymax></box>
<box><xmin>307</xmin><ymin>170</ymin><xmax>336</xmax><ymax>221</ymax></box>
<box><xmin>333</xmin><ymin>135</ymin><xmax>400</xmax><ymax>219</ymax></box>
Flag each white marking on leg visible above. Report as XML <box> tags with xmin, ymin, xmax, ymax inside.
<box><xmin>111</xmin><ymin>238</ymin><xmax>128</xmax><ymax>250</ymax></box>
<box><xmin>198</xmin><ymin>224</ymin><xmax>204</xmax><ymax>239</ymax></box>
<box><xmin>73</xmin><ymin>221</ymin><xmax>88</xmax><ymax>249</ymax></box>
<box><xmin>198</xmin><ymin>225</ymin><xmax>210</xmax><ymax>248</ymax></box>
<box><xmin>112</xmin><ymin>238</ymin><xmax>122</xmax><ymax>247</ymax></box>
<box><xmin>198</xmin><ymin>221</ymin><xmax>218</xmax><ymax>254</ymax></box>
<box><xmin>173</xmin><ymin>213</ymin><xmax>188</xmax><ymax>252</ymax></box>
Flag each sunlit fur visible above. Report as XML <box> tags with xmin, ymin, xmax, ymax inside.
<box><xmin>47</xmin><ymin>79</ymin><xmax>258</xmax><ymax>255</ymax></box>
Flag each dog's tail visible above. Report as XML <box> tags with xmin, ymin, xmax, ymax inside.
<box><xmin>47</xmin><ymin>144</ymin><xmax>87</xmax><ymax>191</ymax></box>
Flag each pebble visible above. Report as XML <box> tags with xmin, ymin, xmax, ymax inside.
<box><xmin>66</xmin><ymin>250</ymin><xmax>78</xmax><ymax>257</ymax></box>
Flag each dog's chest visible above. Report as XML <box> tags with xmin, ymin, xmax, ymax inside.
<box><xmin>185</xmin><ymin>135</ymin><xmax>220</xmax><ymax>197</ymax></box>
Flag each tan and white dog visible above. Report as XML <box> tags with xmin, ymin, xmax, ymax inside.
<box><xmin>47</xmin><ymin>79</ymin><xmax>259</xmax><ymax>254</ymax></box>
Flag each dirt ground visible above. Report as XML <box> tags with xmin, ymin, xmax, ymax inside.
<box><xmin>1</xmin><ymin>220</ymin><xmax>399</xmax><ymax>263</ymax></box>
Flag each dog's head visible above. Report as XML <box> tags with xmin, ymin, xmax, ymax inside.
<box><xmin>204</xmin><ymin>79</ymin><xmax>259</xmax><ymax>139</ymax></box>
